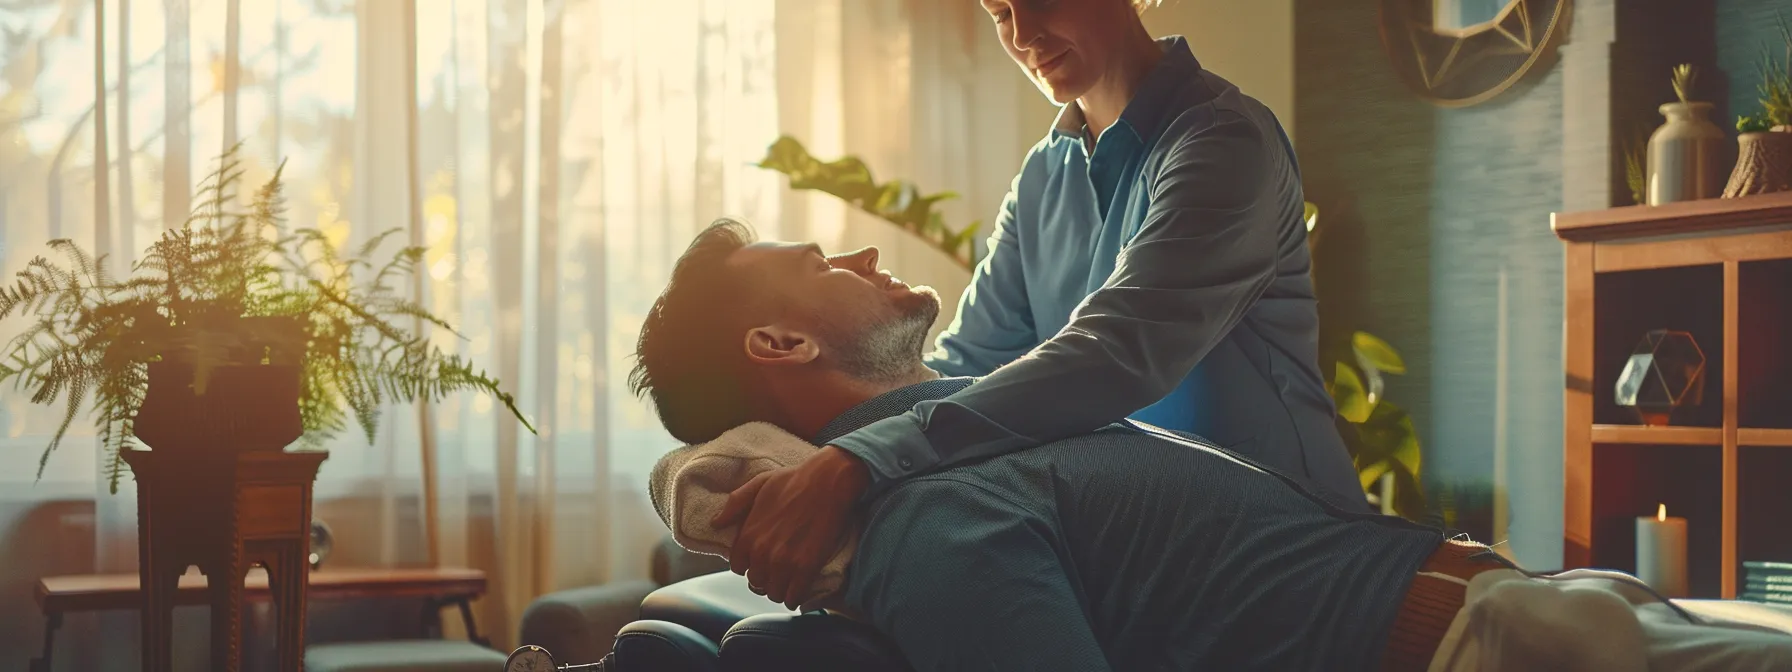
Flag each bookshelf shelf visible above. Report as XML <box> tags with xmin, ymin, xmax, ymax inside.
<box><xmin>1739</xmin><ymin>429</ymin><xmax>1792</xmax><ymax>447</ymax></box>
<box><xmin>1558</xmin><ymin>192</ymin><xmax>1792</xmax><ymax>600</ymax></box>
<box><xmin>1591</xmin><ymin>425</ymin><xmax>1722</xmax><ymax>445</ymax></box>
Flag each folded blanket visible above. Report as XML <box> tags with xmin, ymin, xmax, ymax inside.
<box><xmin>648</xmin><ymin>422</ymin><xmax>860</xmax><ymax>612</ymax></box>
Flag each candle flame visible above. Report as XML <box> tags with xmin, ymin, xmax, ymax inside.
<box><xmin>1658</xmin><ymin>503</ymin><xmax>1667</xmax><ymax>521</ymax></box>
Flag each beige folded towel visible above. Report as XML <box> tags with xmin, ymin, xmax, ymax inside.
<box><xmin>648</xmin><ymin>422</ymin><xmax>860</xmax><ymax>612</ymax></box>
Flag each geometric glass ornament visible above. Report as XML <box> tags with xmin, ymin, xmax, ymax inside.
<box><xmin>1615</xmin><ymin>329</ymin><xmax>1707</xmax><ymax>426</ymax></box>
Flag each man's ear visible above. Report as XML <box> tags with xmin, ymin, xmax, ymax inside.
<box><xmin>744</xmin><ymin>325</ymin><xmax>820</xmax><ymax>367</ymax></box>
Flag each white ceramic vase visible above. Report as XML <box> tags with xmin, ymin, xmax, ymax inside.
<box><xmin>1647</xmin><ymin>102</ymin><xmax>1726</xmax><ymax>205</ymax></box>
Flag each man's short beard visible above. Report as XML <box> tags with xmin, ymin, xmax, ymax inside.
<box><xmin>827</xmin><ymin>290</ymin><xmax>940</xmax><ymax>384</ymax></box>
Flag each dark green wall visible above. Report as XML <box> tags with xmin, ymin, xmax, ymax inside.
<box><xmin>1295</xmin><ymin>2</ymin><xmax>1565</xmax><ymax>568</ymax></box>
<box><xmin>1719</xmin><ymin>0</ymin><xmax>1792</xmax><ymax>131</ymax></box>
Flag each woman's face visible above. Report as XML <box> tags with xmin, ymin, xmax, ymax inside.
<box><xmin>981</xmin><ymin>0</ymin><xmax>1139</xmax><ymax>105</ymax></box>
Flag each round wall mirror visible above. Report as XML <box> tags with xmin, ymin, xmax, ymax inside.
<box><xmin>1378</xmin><ymin>0</ymin><xmax>1572</xmax><ymax>107</ymax></box>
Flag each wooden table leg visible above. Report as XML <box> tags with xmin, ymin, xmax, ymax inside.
<box><xmin>138</xmin><ymin>514</ymin><xmax>179</xmax><ymax>672</ymax></box>
<box><xmin>456</xmin><ymin>598</ymin><xmax>488</xmax><ymax>647</ymax></box>
<box><xmin>266</xmin><ymin>548</ymin><xmax>309</xmax><ymax>672</ymax></box>
<box><xmin>29</xmin><ymin>611</ymin><xmax>61</xmax><ymax>672</ymax></box>
<box><xmin>206</xmin><ymin>558</ymin><xmax>246</xmax><ymax>672</ymax></box>
<box><xmin>141</xmin><ymin>562</ymin><xmax>179</xmax><ymax>671</ymax></box>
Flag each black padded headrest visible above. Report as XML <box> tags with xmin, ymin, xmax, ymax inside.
<box><xmin>720</xmin><ymin>612</ymin><xmax>913</xmax><ymax>672</ymax></box>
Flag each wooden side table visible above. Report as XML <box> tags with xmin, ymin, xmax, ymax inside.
<box><xmin>121</xmin><ymin>449</ymin><xmax>328</xmax><ymax>672</ymax></box>
<box><xmin>32</xmin><ymin>567</ymin><xmax>490</xmax><ymax>671</ymax></box>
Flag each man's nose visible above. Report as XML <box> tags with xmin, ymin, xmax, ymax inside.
<box><xmin>832</xmin><ymin>247</ymin><xmax>880</xmax><ymax>275</ymax></box>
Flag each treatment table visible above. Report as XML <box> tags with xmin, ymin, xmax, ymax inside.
<box><xmin>585</xmin><ymin>573</ymin><xmax>1792</xmax><ymax>671</ymax></box>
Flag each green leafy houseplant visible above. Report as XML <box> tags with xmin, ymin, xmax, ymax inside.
<box><xmin>1328</xmin><ymin>331</ymin><xmax>1424</xmax><ymax>518</ymax></box>
<box><xmin>0</xmin><ymin>147</ymin><xmax>532</xmax><ymax>492</ymax></box>
<box><xmin>1737</xmin><ymin>16</ymin><xmax>1792</xmax><ymax>133</ymax></box>
<box><xmin>1304</xmin><ymin>202</ymin><xmax>1425</xmax><ymax>518</ymax></box>
<box><xmin>756</xmin><ymin>135</ymin><xmax>983</xmax><ymax>270</ymax></box>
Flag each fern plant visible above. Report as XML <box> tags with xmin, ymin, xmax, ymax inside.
<box><xmin>757</xmin><ymin>135</ymin><xmax>983</xmax><ymax>270</ymax></box>
<box><xmin>0</xmin><ymin>146</ymin><xmax>532</xmax><ymax>492</ymax></box>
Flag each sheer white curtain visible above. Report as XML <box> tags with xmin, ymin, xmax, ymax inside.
<box><xmin>0</xmin><ymin>0</ymin><xmax>1044</xmax><ymax>665</ymax></box>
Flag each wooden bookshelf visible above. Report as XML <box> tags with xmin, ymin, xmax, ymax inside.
<box><xmin>1555</xmin><ymin>191</ymin><xmax>1792</xmax><ymax>599</ymax></box>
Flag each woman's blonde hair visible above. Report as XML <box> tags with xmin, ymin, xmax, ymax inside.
<box><xmin>1133</xmin><ymin>0</ymin><xmax>1161</xmax><ymax>13</ymax></box>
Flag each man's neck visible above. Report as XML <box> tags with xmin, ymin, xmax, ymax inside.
<box><xmin>776</xmin><ymin>364</ymin><xmax>940</xmax><ymax>441</ymax></box>
<box><xmin>1075</xmin><ymin>31</ymin><xmax>1164</xmax><ymax>141</ymax></box>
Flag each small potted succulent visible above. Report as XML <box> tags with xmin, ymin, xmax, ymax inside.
<box><xmin>0</xmin><ymin>146</ymin><xmax>532</xmax><ymax>492</ymax></box>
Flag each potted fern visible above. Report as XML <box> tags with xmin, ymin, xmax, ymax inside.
<box><xmin>0</xmin><ymin>147</ymin><xmax>532</xmax><ymax>492</ymax></box>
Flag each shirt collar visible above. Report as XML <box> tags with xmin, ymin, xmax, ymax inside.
<box><xmin>1049</xmin><ymin>35</ymin><xmax>1205</xmax><ymax>145</ymax></box>
<box><xmin>812</xmin><ymin>377</ymin><xmax>976</xmax><ymax>445</ymax></box>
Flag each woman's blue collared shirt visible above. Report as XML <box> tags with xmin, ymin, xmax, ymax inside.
<box><xmin>831</xmin><ymin>36</ymin><xmax>1365</xmax><ymax>509</ymax></box>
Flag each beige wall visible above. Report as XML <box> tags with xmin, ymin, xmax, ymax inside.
<box><xmin>1144</xmin><ymin>0</ymin><xmax>1297</xmax><ymax>143</ymax></box>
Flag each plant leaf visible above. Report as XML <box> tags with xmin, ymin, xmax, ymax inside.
<box><xmin>1359</xmin><ymin>402</ymin><xmax>1421</xmax><ymax>476</ymax></box>
<box><xmin>1390</xmin><ymin>463</ymin><xmax>1426</xmax><ymax>520</ymax></box>
<box><xmin>1358</xmin><ymin>458</ymin><xmax>1392</xmax><ymax>490</ymax></box>
<box><xmin>754</xmin><ymin>135</ymin><xmax>980</xmax><ymax>271</ymax></box>
<box><xmin>1352</xmin><ymin>331</ymin><xmax>1407</xmax><ymax>375</ymax></box>
<box><xmin>1332</xmin><ymin>362</ymin><xmax>1371</xmax><ymax>423</ymax></box>
<box><xmin>757</xmin><ymin>135</ymin><xmax>814</xmax><ymax>174</ymax></box>
<box><xmin>1382</xmin><ymin>404</ymin><xmax>1422</xmax><ymax>475</ymax></box>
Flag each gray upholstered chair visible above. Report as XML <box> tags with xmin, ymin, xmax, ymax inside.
<box><xmin>517</xmin><ymin>535</ymin><xmax>728</xmax><ymax>665</ymax></box>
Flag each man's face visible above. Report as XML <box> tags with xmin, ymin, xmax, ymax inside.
<box><xmin>981</xmin><ymin>0</ymin><xmax>1138</xmax><ymax>105</ymax></box>
<box><xmin>727</xmin><ymin>241</ymin><xmax>940</xmax><ymax>380</ymax></box>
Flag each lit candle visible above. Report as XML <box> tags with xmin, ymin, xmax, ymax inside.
<box><xmin>1636</xmin><ymin>503</ymin><xmax>1689</xmax><ymax>598</ymax></box>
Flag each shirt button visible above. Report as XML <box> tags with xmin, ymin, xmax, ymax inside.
<box><xmin>898</xmin><ymin>457</ymin><xmax>913</xmax><ymax>470</ymax></box>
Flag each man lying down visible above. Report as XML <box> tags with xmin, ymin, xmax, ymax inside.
<box><xmin>634</xmin><ymin>220</ymin><xmax>1792</xmax><ymax>671</ymax></box>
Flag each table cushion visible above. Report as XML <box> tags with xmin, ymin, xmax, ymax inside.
<box><xmin>641</xmin><ymin>571</ymin><xmax>790</xmax><ymax>643</ymax></box>
<box><xmin>1677</xmin><ymin>599</ymin><xmax>1792</xmax><ymax>633</ymax></box>
<box><xmin>303</xmin><ymin>640</ymin><xmax>507</xmax><ymax>672</ymax></box>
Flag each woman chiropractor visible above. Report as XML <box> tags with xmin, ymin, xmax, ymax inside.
<box><xmin>717</xmin><ymin>0</ymin><xmax>1367</xmax><ymax>609</ymax></box>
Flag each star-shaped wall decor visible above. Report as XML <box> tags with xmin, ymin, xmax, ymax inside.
<box><xmin>1379</xmin><ymin>0</ymin><xmax>1571</xmax><ymax>108</ymax></box>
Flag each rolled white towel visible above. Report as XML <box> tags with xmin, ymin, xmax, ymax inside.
<box><xmin>648</xmin><ymin>422</ymin><xmax>860</xmax><ymax>612</ymax></box>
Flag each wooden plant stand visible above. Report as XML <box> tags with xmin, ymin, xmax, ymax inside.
<box><xmin>121</xmin><ymin>449</ymin><xmax>328</xmax><ymax>672</ymax></box>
